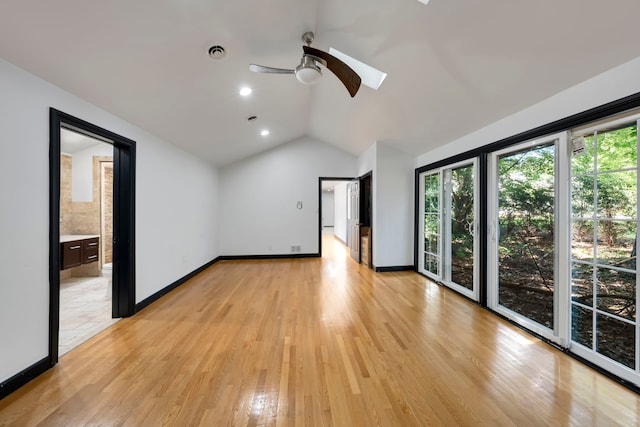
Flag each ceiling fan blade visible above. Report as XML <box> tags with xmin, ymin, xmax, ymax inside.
<box><xmin>249</xmin><ymin>64</ymin><xmax>295</xmax><ymax>74</ymax></box>
<box><xmin>303</xmin><ymin>46</ymin><xmax>361</xmax><ymax>97</ymax></box>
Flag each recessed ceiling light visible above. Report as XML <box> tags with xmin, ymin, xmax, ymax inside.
<box><xmin>239</xmin><ymin>87</ymin><xmax>252</xmax><ymax>96</ymax></box>
<box><xmin>328</xmin><ymin>48</ymin><xmax>387</xmax><ymax>90</ymax></box>
<box><xmin>417</xmin><ymin>0</ymin><xmax>430</xmax><ymax>4</ymax></box>
<box><xmin>261</xmin><ymin>130</ymin><xmax>270</xmax><ymax>137</ymax></box>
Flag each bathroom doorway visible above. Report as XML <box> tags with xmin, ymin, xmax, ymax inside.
<box><xmin>50</xmin><ymin>109</ymin><xmax>136</xmax><ymax>365</ymax></box>
<box><xmin>58</xmin><ymin>129</ymin><xmax>116</xmax><ymax>356</ymax></box>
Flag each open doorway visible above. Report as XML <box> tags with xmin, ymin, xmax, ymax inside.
<box><xmin>50</xmin><ymin>109</ymin><xmax>136</xmax><ymax>365</ymax></box>
<box><xmin>58</xmin><ymin>128</ymin><xmax>117</xmax><ymax>355</ymax></box>
<box><xmin>318</xmin><ymin>174</ymin><xmax>372</xmax><ymax>268</ymax></box>
<box><xmin>322</xmin><ymin>181</ymin><xmax>348</xmax><ymax>241</ymax></box>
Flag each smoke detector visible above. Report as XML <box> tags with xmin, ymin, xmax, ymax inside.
<box><xmin>208</xmin><ymin>45</ymin><xmax>226</xmax><ymax>59</ymax></box>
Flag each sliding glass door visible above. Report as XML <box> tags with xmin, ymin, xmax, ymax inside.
<box><xmin>489</xmin><ymin>133</ymin><xmax>569</xmax><ymax>343</ymax></box>
<box><xmin>570</xmin><ymin>119</ymin><xmax>639</xmax><ymax>379</ymax></box>
<box><xmin>419</xmin><ymin>160</ymin><xmax>478</xmax><ymax>300</ymax></box>
<box><xmin>417</xmin><ymin>108</ymin><xmax>640</xmax><ymax>386</ymax></box>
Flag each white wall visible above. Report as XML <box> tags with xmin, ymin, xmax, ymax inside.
<box><xmin>69</xmin><ymin>142</ymin><xmax>113</xmax><ymax>202</ymax></box>
<box><xmin>219</xmin><ymin>137</ymin><xmax>356</xmax><ymax>255</ymax></box>
<box><xmin>321</xmin><ymin>191</ymin><xmax>335</xmax><ymax>227</ymax></box>
<box><xmin>356</xmin><ymin>143</ymin><xmax>414</xmax><ymax>268</ymax></box>
<box><xmin>376</xmin><ymin>143</ymin><xmax>414</xmax><ymax>268</ymax></box>
<box><xmin>334</xmin><ymin>182</ymin><xmax>348</xmax><ymax>244</ymax></box>
<box><xmin>415</xmin><ymin>56</ymin><xmax>640</xmax><ymax>167</ymax></box>
<box><xmin>0</xmin><ymin>57</ymin><xmax>219</xmax><ymax>385</ymax></box>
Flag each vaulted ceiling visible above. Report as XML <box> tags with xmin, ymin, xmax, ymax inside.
<box><xmin>1</xmin><ymin>0</ymin><xmax>639</xmax><ymax>166</ymax></box>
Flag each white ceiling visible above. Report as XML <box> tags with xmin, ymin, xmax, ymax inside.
<box><xmin>1</xmin><ymin>1</ymin><xmax>639</xmax><ymax>166</ymax></box>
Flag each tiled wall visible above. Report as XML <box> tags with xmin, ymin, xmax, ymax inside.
<box><xmin>60</xmin><ymin>154</ymin><xmax>113</xmax><ymax>266</ymax></box>
<box><xmin>102</xmin><ymin>162</ymin><xmax>113</xmax><ymax>264</ymax></box>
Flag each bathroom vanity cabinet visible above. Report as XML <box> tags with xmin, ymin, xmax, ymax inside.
<box><xmin>60</xmin><ymin>235</ymin><xmax>99</xmax><ymax>270</ymax></box>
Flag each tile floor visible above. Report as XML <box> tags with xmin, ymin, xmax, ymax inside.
<box><xmin>59</xmin><ymin>276</ymin><xmax>119</xmax><ymax>356</ymax></box>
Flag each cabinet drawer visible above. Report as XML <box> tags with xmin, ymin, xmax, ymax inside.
<box><xmin>61</xmin><ymin>241</ymin><xmax>82</xmax><ymax>269</ymax></box>
<box><xmin>82</xmin><ymin>238</ymin><xmax>99</xmax><ymax>264</ymax></box>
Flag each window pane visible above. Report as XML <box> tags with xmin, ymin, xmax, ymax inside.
<box><xmin>596</xmin><ymin>220</ymin><xmax>636</xmax><ymax>268</ymax></box>
<box><xmin>597</xmin><ymin>267</ymin><xmax>636</xmax><ymax>321</ymax></box>
<box><xmin>572</xmin><ymin>220</ymin><xmax>594</xmax><ymax>261</ymax></box>
<box><xmin>597</xmin><ymin>171</ymin><xmax>637</xmax><ymax>219</ymax></box>
<box><xmin>572</xmin><ymin>305</ymin><xmax>593</xmax><ymax>348</ymax></box>
<box><xmin>426</xmin><ymin>254</ymin><xmax>439</xmax><ymax>276</ymax></box>
<box><xmin>571</xmin><ymin>134</ymin><xmax>595</xmax><ymax>175</ymax></box>
<box><xmin>571</xmin><ymin>175</ymin><xmax>594</xmax><ymax>218</ymax></box>
<box><xmin>497</xmin><ymin>143</ymin><xmax>555</xmax><ymax>329</ymax></box>
<box><xmin>596</xmin><ymin>125</ymin><xmax>637</xmax><ymax>172</ymax></box>
<box><xmin>596</xmin><ymin>313</ymin><xmax>635</xmax><ymax>369</ymax></box>
<box><xmin>572</xmin><ymin>263</ymin><xmax>593</xmax><ymax>306</ymax></box>
<box><xmin>424</xmin><ymin>174</ymin><xmax>440</xmax><ymax>212</ymax></box>
<box><xmin>425</xmin><ymin>213</ymin><xmax>440</xmax><ymax>236</ymax></box>
<box><xmin>424</xmin><ymin>234</ymin><xmax>439</xmax><ymax>256</ymax></box>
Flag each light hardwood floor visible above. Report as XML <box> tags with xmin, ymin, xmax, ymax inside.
<box><xmin>1</xmin><ymin>236</ymin><xmax>639</xmax><ymax>426</ymax></box>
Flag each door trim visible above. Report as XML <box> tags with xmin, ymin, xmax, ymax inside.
<box><xmin>49</xmin><ymin>108</ymin><xmax>136</xmax><ymax>365</ymax></box>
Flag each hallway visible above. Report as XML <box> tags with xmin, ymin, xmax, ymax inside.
<box><xmin>1</xmin><ymin>235</ymin><xmax>639</xmax><ymax>425</ymax></box>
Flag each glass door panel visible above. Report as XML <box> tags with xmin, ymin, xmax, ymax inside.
<box><xmin>570</xmin><ymin>122</ymin><xmax>638</xmax><ymax>374</ymax></box>
<box><xmin>419</xmin><ymin>161</ymin><xmax>478</xmax><ymax>300</ymax></box>
<box><xmin>448</xmin><ymin>164</ymin><xmax>475</xmax><ymax>291</ymax></box>
<box><xmin>423</xmin><ymin>172</ymin><xmax>441</xmax><ymax>278</ymax></box>
<box><xmin>493</xmin><ymin>140</ymin><xmax>557</xmax><ymax>331</ymax></box>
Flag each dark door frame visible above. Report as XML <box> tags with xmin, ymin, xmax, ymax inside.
<box><xmin>49</xmin><ymin>108</ymin><xmax>136</xmax><ymax>365</ymax></box>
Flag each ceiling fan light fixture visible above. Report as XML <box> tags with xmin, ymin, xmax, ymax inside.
<box><xmin>296</xmin><ymin>66</ymin><xmax>322</xmax><ymax>85</ymax></box>
<box><xmin>295</xmin><ymin>55</ymin><xmax>322</xmax><ymax>85</ymax></box>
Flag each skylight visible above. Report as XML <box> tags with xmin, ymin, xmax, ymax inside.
<box><xmin>328</xmin><ymin>48</ymin><xmax>387</xmax><ymax>91</ymax></box>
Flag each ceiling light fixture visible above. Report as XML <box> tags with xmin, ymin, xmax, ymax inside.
<box><xmin>295</xmin><ymin>55</ymin><xmax>322</xmax><ymax>85</ymax></box>
<box><xmin>261</xmin><ymin>130</ymin><xmax>270</xmax><ymax>136</ymax></box>
<box><xmin>417</xmin><ymin>0</ymin><xmax>430</xmax><ymax>4</ymax></box>
<box><xmin>239</xmin><ymin>87</ymin><xmax>252</xmax><ymax>96</ymax></box>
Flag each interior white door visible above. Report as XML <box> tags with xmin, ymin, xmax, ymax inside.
<box><xmin>347</xmin><ymin>180</ymin><xmax>360</xmax><ymax>262</ymax></box>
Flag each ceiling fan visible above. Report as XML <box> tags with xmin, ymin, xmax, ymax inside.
<box><xmin>249</xmin><ymin>32</ymin><xmax>362</xmax><ymax>98</ymax></box>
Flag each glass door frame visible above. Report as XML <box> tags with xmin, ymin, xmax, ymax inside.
<box><xmin>418</xmin><ymin>158</ymin><xmax>480</xmax><ymax>301</ymax></box>
<box><xmin>487</xmin><ymin>132</ymin><xmax>570</xmax><ymax>346</ymax></box>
